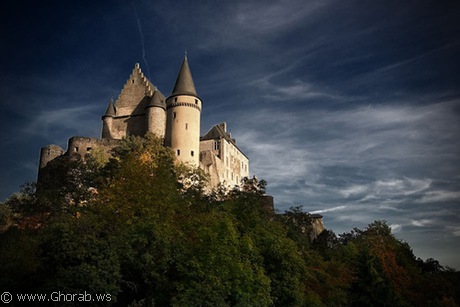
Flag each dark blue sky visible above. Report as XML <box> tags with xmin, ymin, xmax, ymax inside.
<box><xmin>1</xmin><ymin>0</ymin><xmax>460</xmax><ymax>268</ymax></box>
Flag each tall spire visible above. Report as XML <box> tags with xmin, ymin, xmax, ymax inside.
<box><xmin>171</xmin><ymin>53</ymin><xmax>197</xmax><ymax>97</ymax></box>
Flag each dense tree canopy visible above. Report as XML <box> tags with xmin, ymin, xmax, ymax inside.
<box><xmin>1</xmin><ymin>134</ymin><xmax>458</xmax><ymax>306</ymax></box>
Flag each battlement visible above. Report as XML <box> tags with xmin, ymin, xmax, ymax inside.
<box><xmin>67</xmin><ymin>137</ymin><xmax>120</xmax><ymax>155</ymax></box>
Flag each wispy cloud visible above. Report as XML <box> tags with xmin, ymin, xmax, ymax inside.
<box><xmin>253</xmin><ymin>79</ymin><xmax>341</xmax><ymax>101</ymax></box>
<box><xmin>23</xmin><ymin>105</ymin><xmax>100</xmax><ymax>143</ymax></box>
<box><xmin>311</xmin><ymin>205</ymin><xmax>347</xmax><ymax>214</ymax></box>
<box><xmin>417</xmin><ymin>191</ymin><xmax>460</xmax><ymax>204</ymax></box>
<box><xmin>446</xmin><ymin>226</ymin><xmax>460</xmax><ymax>237</ymax></box>
<box><xmin>411</xmin><ymin>219</ymin><xmax>434</xmax><ymax>227</ymax></box>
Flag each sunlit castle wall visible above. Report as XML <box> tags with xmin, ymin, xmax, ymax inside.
<box><xmin>165</xmin><ymin>94</ymin><xmax>202</xmax><ymax>167</ymax></box>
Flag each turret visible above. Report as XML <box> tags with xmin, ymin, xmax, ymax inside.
<box><xmin>165</xmin><ymin>54</ymin><xmax>202</xmax><ymax>166</ymax></box>
<box><xmin>101</xmin><ymin>99</ymin><xmax>116</xmax><ymax>139</ymax></box>
<box><xmin>145</xmin><ymin>89</ymin><xmax>166</xmax><ymax>139</ymax></box>
<box><xmin>38</xmin><ymin>144</ymin><xmax>65</xmax><ymax>180</ymax></box>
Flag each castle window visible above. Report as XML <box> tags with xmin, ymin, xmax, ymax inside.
<box><xmin>132</xmin><ymin>79</ymin><xmax>134</xmax><ymax>84</ymax></box>
<box><xmin>195</xmin><ymin>99</ymin><xmax>198</xmax><ymax>104</ymax></box>
<box><xmin>214</xmin><ymin>141</ymin><xmax>220</xmax><ymax>150</ymax></box>
<box><xmin>191</xmin><ymin>150</ymin><xmax>194</xmax><ymax>157</ymax></box>
<box><xmin>87</xmin><ymin>147</ymin><xmax>92</xmax><ymax>152</ymax></box>
<box><xmin>174</xmin><ymin>97</ymin><xmax>178</xmax><ymax>102</ymax></box>
<box><xmin>74</xmin><ymin>147</ymin><xmax>79</xmax><ymax>153</ymax></box>
<box><xmin>185</xmin><ymin>123</ymin><xmax>188</xmax><ymax>130</ymax></box>
<box><xmin>177</xmin><ymin>149</ymin><xmax>180</xmax><ymax>156</ymax></box>
<box><xmin>173</xmin><ymin>112</ymin><xmax>176</xmax><ymax>119</ymax></box>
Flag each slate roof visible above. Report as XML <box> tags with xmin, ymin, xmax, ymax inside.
<box><xmin>102</xmin><ymin>99</ymin><xmax>116</xmax><ymax>117</ymax></box>
<box><xmin>147</xmin><ymin>89</ymin><xmax>166</xmax><ymax>110</ymax></box>
<box><xmin>170</xmin><ymin>54</ymin><xmax>197</xmax><ymax>97</ymax></box>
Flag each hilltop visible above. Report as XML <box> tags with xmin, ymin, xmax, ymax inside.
<box><xmin>1</xmin><ymin>135</ymin><xmax>459</xmax><ymax>306</ymax></box>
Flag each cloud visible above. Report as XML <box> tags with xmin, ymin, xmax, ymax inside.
<box><xmin>339</xmin><ymin>177</ymin><xmax>432</xmax><ymax>202</ymax></box>
<box><xmin>311</xmin><ymin>205</ymin><xmax>347</xmax><ymax>214</ymax></box>
<box><xmin>410</xmin><ymin>219</ymin><xmax>434</xmax><ymax>227</ymax></box>
<box><xmin>390</xmin><ymin>224</ymin><xmax>402</xmax><ymax>233</ymax></box>
<box><xmin>252</xmin><ymin>79</ymin><xmax>341</xmax><ymax>101</ymax></box>
<box><xmin>202</xmin><ymin>0</ymin><xmax>329</xmax><ymax>50</ymax></box>
<box><xmin>416</xmin><ymin>191</ymin><xmax>460</xmax><ymax>204</ymax></box>
<box><xmin>231</xmin><ymin>97</ymin><xmax>460</xmax><ymax>248</ymax></box>
<box><xmin>446</xmin><ymin>226</ymin><xmax>460</xmax><ymax>237</ymax></box>
<box><xmin>23</xmin><ymin>105</ymin><xmax>101</xmax><ymax>143</ymax></box>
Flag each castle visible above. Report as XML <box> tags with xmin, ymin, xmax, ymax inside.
<box><xmin>39</xmin><ymin>55</ymin><xmax>249</xmax><ymax>189</ymax></box>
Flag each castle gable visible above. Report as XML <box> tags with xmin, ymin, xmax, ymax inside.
<box><xmin>115</xmin><ymin>63</ymin><xmax>156</xmax><ymax>117</ymax></box>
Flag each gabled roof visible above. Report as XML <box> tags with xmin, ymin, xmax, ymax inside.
<box><xmin>201</xmin><ymin>123</ymin><xmax>233</xmax><ymax>143</ymax></box>
<box><xmin>102</xmin><ymin>99</ymin><xmax>116</xmax><ymax>118</ymax></box>
<box><xmin>147</xmin><ymin>89</ymin><xmax>166</xmax><ymax>110</ymax></box>
<box><xmin>170</xmin><ymin>54</ymin><xmax>197</xmax><ymax>97</ymax></box>
<box><xmin>201</xmin><ymin>123</ymin><xmax>249</xmax><ymax>159</ymax></box>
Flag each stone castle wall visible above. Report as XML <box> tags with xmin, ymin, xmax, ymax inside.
<box><xmin>39</xmin><ymin>144</ymin><xmax>65</xmax><ymax>169</ymax></box>
<box><xmin>67</xmin><ymin>137</ymin><xmax>120</xmax><ymax>156</ymax></box>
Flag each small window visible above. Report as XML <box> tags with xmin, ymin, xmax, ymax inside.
<box><xmin>185</xmin><ymin>123</ymin><xmax>188</xmax><ymax>130</ymax></box>
<box><xmin>174</xmin><ymin>97</ymin><xmax>178</xmax><ymax>102</ymax></box>
<box><xmin>132</xmin><ymin>79</ymin><xmax>134</xmax><ymax>84</ymax></box>
<box><xmin>177</xmin><ymin>149</ymin><xmax>180</xmax><ymax>156</ymax></box>
<box><xmin>195</xmin><ymin>99</ymin><xmax>198</xmax><ymax>104</ymax></box>
<box><xmin>191</xmin><ymin>151</ymin><xmax>194</xmax><ymax>157</ymax></box>
<box><xmin>173</xmin><ymin>112</ymin><xmax>177</xmax><ymax>119</ymax></box>
<box><xmin>74</xmin><ymin>147</ymin><xmax>79</xmax><ymax>153</ymax></box>
<box><xmin>87</xmin><ymin>147</ymin><xmax>92</xmax><ymax>152</ymax></box>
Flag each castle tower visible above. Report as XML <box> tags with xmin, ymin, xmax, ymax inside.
<box><xmin>101</xmin><ymin>98</ymin><xmax>116</xmax><ymax>139</ymax></box>
<box><xmin>145</xmin><ymin>89</ymin><xmax>166</xmax><ymax>139</ymax></box>
<box><xmin>38</xmin><ymin>144</ymin><xmax>65</xmax><ymax>180</ymax></box>
<box><xmin>165</xmin><ymin>54</ymin><xmax>202</xmax><ymax>166</ymax></box>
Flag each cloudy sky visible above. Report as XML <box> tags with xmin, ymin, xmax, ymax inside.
<box><xmin>1</xmin><ymin>0</ymin><xmax>459</xmax><ymax>268</ymax></box>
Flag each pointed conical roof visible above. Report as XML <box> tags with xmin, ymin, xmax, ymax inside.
<box><xmin>170</xmin><ymin>54</ymin><xmax>197</xmax><ymax>97</ymax></box>
<box><xmin>146</xmin><ymin>89</ymin><xmax>166</xmax><ymax>110</ymax></box>
<box><xmin>102</xmin><ymin>99</ymin><xmax>116</xmax><ymax>118</ymax></box>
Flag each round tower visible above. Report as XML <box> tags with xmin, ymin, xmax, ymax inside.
<box><xmin>165</xmin><ymin>55</ymin><xmax>202</xmax><ymax>166</ymax></box>
<box><xmin>38</xmin><ymin>144</ymin><xmax>65</xmax><ymax>180</ymax></box>
<box><xmin>101</xmin><ymin>99</ymin><xmax>116</xmax><ymax>139</ymax></box>
<box><xmin>145</xmin><ymin>90</ymin><xmax>166</xmax><ymax>139</ymax></box>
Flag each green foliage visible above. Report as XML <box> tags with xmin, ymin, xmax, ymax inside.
<box><xmin>0</xmin><ymin>228</ymin><xmax>41</xmax><ymax>293</ymax></box>
<box><xmin>39</xmin><ymin>214</ymin><xmax>121</xmax><ymax>298</ymax></box>
<box><xmin>0</xmin><ymin>202</ymin><xmax>13</xmax><ymax>231</ymax></box>
<box><xmin>1</xmin><ymin>135</ymin><xmax>459</xmax><ymax>306</ymax></box>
